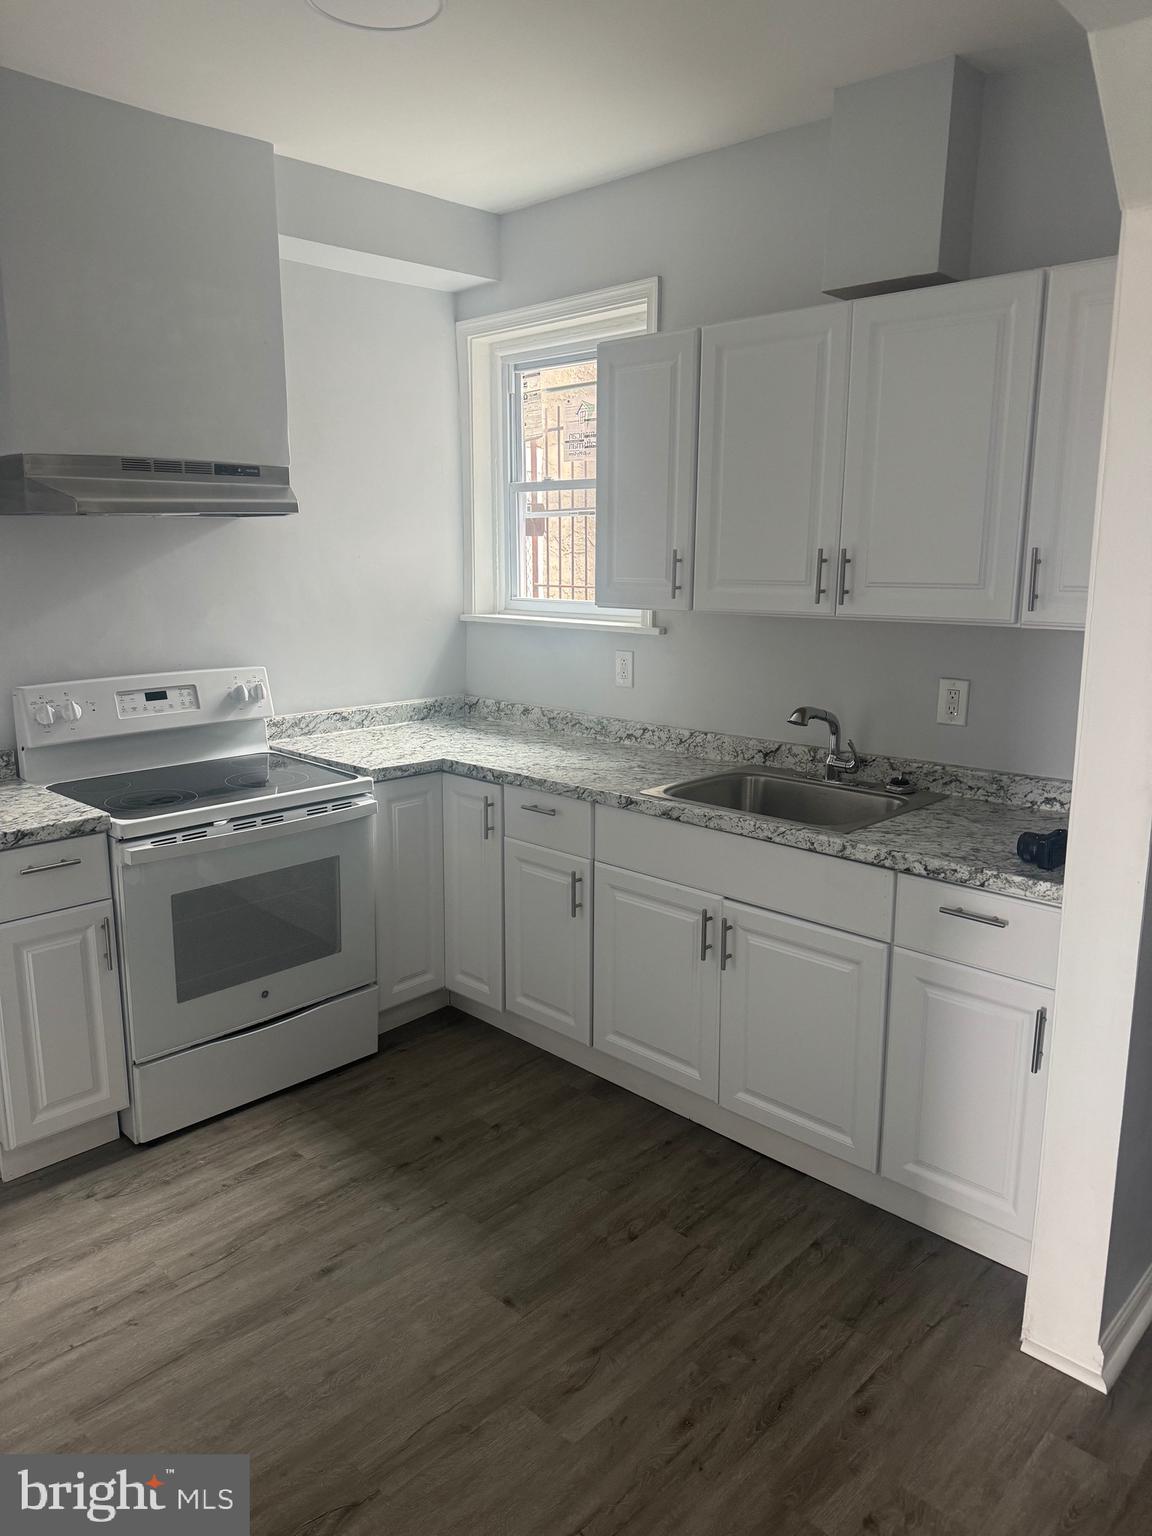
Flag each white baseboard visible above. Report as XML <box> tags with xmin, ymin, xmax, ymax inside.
<box><xmin>378</xmin><ymin>988</ymin><xmax>451</xmax><ymax>1034</ymax></box>
<box><xmin>449</xmin><ymin>993</ymin><xmax>1032</xmax><ymax>1276</ymax></box>
<box><xmin>1100</xmin><ymin>1258</ymin><xmax>1152</xmax><ymax>1389</ymax></box>
<box><xmin>1019</xmin><ymin>1336</ymin><xmax>1108</xmax><ymax>1393</ymax></box>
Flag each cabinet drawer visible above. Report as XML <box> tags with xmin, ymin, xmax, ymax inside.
<box><xmin>894</xmin><ymin>875</ymin><xmax>1061</xmax><ymax>987</ymax></box>
<box><xmin>0</xmin><ymin>836</ymin><xmax>111</xmax><ymax>924</ymax></box>
<box><xmin>504</xmin><ymin>789</ymin><xmax>592</xmax><ymax>858</ymax></box>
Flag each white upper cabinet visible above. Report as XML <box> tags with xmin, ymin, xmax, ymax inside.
<box><xmin>596</xmin><ymin>329</ymin><xmax>700</xmax><ymax>611</ymax></box>
<box><xmin>839</xmin><ymin>271</ymin><xmax>1044</xmax><ymax>623</ymax></box>
<box><xmin>1022</xmin><ymin>257</ymin><xmax>1116</xmax><ymax>629</ymax></box>
<box><xmin>694</xmin><ymin>305</ymin><xmax>850</xmax><ymax>615</ymax></box>
<box><xmin>718</xmin><ymin>901</ymin><xmax>888</xmax><ymax>1170</ymax></box>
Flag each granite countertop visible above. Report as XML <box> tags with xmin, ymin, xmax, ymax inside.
<box><xmin>276</xmin><ymin>717</ymin><xmax>1066</xmax><ymax>906</ymax></box>
<box><xmin>0</xmin><ymin>780</ymin><xmax>109</xmax><ymax>852</ymax></box>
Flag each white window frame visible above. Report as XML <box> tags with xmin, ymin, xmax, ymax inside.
<box><xmin>457</xmin><ymin>279</ymin><xmax>664</xmax><ymax>634</ymax></box>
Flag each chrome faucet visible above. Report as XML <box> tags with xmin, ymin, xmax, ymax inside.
<box><xmin>787</xmin><ymin>707</ymin><xmax>859</xmax><ymax>782</ymax></box>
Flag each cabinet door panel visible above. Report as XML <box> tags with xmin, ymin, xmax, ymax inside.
<box><xmin>719</xmin><ymin>901</ymin><xmax>887</xmax><ymax>1169</ymax></box>
<box><xmin>1023</xmin><ymin>257</ymin><xmax>1116</xmax><ymax>629</ymax></box>
<box><xmin>840</xmin><ymin>272</ymin><xmax>1043</xmax><ymax>622</ymax></box>
<box><xmin>0</xmin><ymin>900</ymin><xmax>128</xmax><ymax>1148</ymax></box>
<box><xmin>505</xmin><ymin>840</ymin><xmax>590</xmax><ymax>1044</ymax></box>
<box><xmin>593</xmin><ymin>863</ymin><xmax>719</xmax><ymax>1098</ymax></box>
<box><xmin>375</xmin><ymin>776</ymin><xmax>444</xmax><ymax>1008</ymax></box>
<box><xmin>596</xmin><ymin>329</ymin><xmax>700</xmax><ymax>611</ymax></box>
<box><xmin>881</xmin><ymin>948</ymin><xmax>1051</xmax><ymax>1236</ymax></box>
<box><xmin>443</xmin><ymin>776</ymin><xmax>504</xmax><ymax>1009</ymax></box>
<box><xmin>694</xmin><ymin>306</ymin><xmax>849</xmax><ymax>614</ymax></box>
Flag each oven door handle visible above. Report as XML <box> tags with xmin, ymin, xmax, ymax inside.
<box><xmin>120</xmin><ymin>795</ymin><xmax>378</xmax><ymax>866</ymax></box>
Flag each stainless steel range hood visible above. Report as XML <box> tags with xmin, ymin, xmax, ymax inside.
<box><xmin>0</xmin><ymin>454</ymin><xmax>298</xmax><ymax>517</ymax></box>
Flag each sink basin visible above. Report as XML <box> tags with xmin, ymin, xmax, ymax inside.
<box><xmin>644</xmin><ymin>767</ymin><xmax>943</xmax><ymax>833</ymax></box>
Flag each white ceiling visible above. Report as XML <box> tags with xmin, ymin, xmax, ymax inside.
<box><xmin>0</xmin><ymin>0</ymin><xmax>1083</xmax><ymax>212</ymax></box>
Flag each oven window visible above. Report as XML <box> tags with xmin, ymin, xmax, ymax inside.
<box><xmin>171</xmin><ymin>855</ymin><xmax>341</xmax><ymax>1003</ymax></box>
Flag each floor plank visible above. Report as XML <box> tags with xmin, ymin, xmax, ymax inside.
<box><xmin>1</xmin><ymin>1008</ymin><xmax>1149</xmax><ymax>1536</ymax></box>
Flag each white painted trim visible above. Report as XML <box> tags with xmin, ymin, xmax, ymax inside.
<box><xmin>378</xmin><ymin>989</ymin><xmax>451</xmax><ymax>1033</ymax></box>
<box><xmin>1099</xmin><ymin>1256</ymin><xmax>1152</xmax><ymax>1387</ymax></box>
<box><xmin>461</xmin><ymin>613</ymin><xmax>665</xmax><ymax>636</ymax></box>
<box><xmin>1019</xmin><ymin>1337</ymin><xmax>1108</xmax><ymax>1393</ymax></box>
<box><xmin>450</xmin><ymin>992</ymin><xmax>1034</xmax><ymax>1275</ymax></box>
<box><xmin>278</xmin><ymin>235</ymin><xmax>490</xmax><ymax>292</ymax></box>
<box><xmin>457</xmin><ymin>279</ymin><xmax>659</xmax><ymax>621</ymax></box>
<box><xmin>0</xmin><ymin>1114</ymin><xmax>120</xmax><ymax>1181</ymax></box>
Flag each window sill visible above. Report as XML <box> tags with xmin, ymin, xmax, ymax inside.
<box><xmin>461</xmin><ymin>612</ymin><xmax>666</xmax><ymax>636</ymax></box>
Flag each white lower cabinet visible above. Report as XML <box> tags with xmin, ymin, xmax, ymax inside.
<box><xmin>881</xmin><ymin>948</ymin><xmax>1052</xmax><ymax>1237</ymax></box>
<box><xmin>594</xmin><ymin>864</ymin><xmax>721</xmax><ymax>1099</ymax></box>
<box><xmin>504</xmin><ymin>838</ymin><xmax>591</xmax><ymax>1044</ymax></box>
<box><xmin>443</xmin><ymin>775</ymin><xmax>504</xmax><ymax>1009</ymax></box>
<box><xmin>374</xmin><ymin>775</ymin><xmax>444</xmax><ymax>1008</ymax></box>
<box><xmin>718</xmin><ymin>901</ymin><xmax>888</xmax><ymax>1170</ymax></box>
<box><xmin>0</xmin><ymin>900</ymin><xmax>128</xmax><ymax>1149</ymax></box>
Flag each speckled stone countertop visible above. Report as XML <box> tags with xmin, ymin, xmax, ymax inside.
<box><xmin>0</xmin><ymin>781</ymin><xmax>108</xmax><ymax>852</ymax></box>
<box><xmin>277</xmin><ymin>717</ymin><xmax>1066</xmax><ymax>906</ymax></box>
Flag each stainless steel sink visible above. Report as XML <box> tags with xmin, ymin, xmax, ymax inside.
<box><xmin>644</xmin><ymin>767</ymin><xmax>943</xmax><ymax>833</ymax></box>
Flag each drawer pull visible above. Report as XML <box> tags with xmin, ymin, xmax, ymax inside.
<box><xmin>1031</xmin><ymin>1007</ymin><xmax>1048</xmax><ymax>1074</ymax></box>
<box><xmin>938</xmin><ymin>905</ymin><xmax>1009</xmax><ymax>929</ymax></box>
<box><xmin>520</xmin><ymin>804</ymin><xmax>558</xmax><ymax>816</ymax></box>
<box><xmin>18</xmin><ymin>856</ymin><xmax>83</xmax><ymax>876</ymax></box>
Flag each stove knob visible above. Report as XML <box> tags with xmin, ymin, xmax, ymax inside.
<box><xmin>248</xmin><ymin>680</ymin><xmax>266</xmax><ymax>703</ymax></box>
<box><xmin>230</xmin><ymin>683</ymin><xmax>252</xmax><ymax>705</ymax></box>
<box><xmin>59</xmin><ymin>699</ymin><xmax>83</xmax><ymax>723</ymax></box>
<box><xmin>32</xmin><ymin>702</ymin><xmax>58</xmax><ymax>729</ymax></box>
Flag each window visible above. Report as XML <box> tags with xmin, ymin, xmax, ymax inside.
<box><xmin>457</xmin><ymin>280</ymin><xmax>663</xmax><ymax>633</ymax></box>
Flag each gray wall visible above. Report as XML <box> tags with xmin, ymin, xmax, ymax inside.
<box><xmin>458</xmin><ymin>44</ymin><xmax>1118</xmax><ymax>776</ymax></box>
<box><xmin>0</xmin><ymin>261</ymin><xmax>465</xmax><ymax>745</ymax></box>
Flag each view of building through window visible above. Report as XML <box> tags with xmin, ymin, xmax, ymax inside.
<box><xmin>512</xmin><ymin>357</ymin><xmax>597</xmax><ymax>603</ymax></box>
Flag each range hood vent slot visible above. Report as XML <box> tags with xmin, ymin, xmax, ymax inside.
<box><xmin>0</xmin><ymin>453</ymin><xmax>298</xmax><ymax>517</ymax></box>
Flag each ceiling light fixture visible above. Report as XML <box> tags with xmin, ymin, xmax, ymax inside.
<box><xmin>307</xmin><ymin>0</ymin><xmax>443</xmax><ymax>30</ymax></box>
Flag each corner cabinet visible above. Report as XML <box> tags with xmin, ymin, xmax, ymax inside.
<box><xmin>693</xmin><ymin>305</ymin><xmax>850</xmax><ymax>615</ymax></box>
<box><xmin>1022</xmin><ymin>257</ymin><xmax>1116</xmax><ymax>629</ymax></box>
<box><xmin>443</xmin><ymin>775</ymin><xmax>504</xmax><ymax>1010</ymax></box>
<box><xmin>374</xmin><ymin>775</ymin><xmax>445</xmax><ymax>1008</ymax></box>
<box><xmin>0</xmin><ymin>899</ymin><xmax>128</xmax><ymax>1149</ymax></box>
<box><xmin>595</xmin><ymin>329</ymin><xmax>700</xmax><ymax>611</ymax></box>
<box><xmin>838</xmin><ymin>270</ymin><xmax>1044</xmax><ymax>623</ymax></box>
<box><xmin>881</xmin><ymin>948</ymin><xmax>1052</xmax><ymax>1238</ymax></box>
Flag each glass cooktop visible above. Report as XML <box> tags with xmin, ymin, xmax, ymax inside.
<box><xmin>52</xmin><ymin>753</ymin><xmax>360</xmax><ymax>821</ymax></box>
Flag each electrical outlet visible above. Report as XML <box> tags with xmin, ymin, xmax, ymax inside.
<box><xmin>937</xmin><ymin>678</ymin><xmax>970</xmax><ymax>727</ymax></box>
<box><xmin>615</xmin><ymin>650</ymin><xmax>634</xmax><ymax>688</ymax></box>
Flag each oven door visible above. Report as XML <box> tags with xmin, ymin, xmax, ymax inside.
<box><xmin>114</xmin><ymin>797</ymin><xmax>377</xmax><ymax>1064</ymax></box>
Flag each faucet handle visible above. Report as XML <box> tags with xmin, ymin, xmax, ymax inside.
<box><xmin>829</xmin><ymin>738</ymin><xmax>859</xmax><ymax>774</ymax></box>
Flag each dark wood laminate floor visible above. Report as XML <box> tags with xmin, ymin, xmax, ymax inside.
<box><xmin>3</xmin><ymin>1008</ymin><xmax>1151</xmax><ymax>1536</ymax></box>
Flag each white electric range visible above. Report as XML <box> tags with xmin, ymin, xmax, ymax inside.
<box><xmin>14</xmin><ymin>667</ymin><xmax>379</xmax><ymax>1142</ymax></box>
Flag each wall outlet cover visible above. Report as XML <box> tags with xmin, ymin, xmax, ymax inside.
<box><xmin>938</xmin><ymin>677</ymin><xmax>970</xmax><ymax>726</ymax></box>
<box><xmin>615</xmin><ymin>650</ymin><xmax>634</xmax><ymax>688</ymax></box>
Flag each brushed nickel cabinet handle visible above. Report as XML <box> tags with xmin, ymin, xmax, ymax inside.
<box><xmin>836</xmin><ymin>547</ymin><xmax>852</xmax><ymax>605</ymax></box>
<box><xmin>1031</xmin><ymin>1006</ymin><xmax>1048</xmax><ymax>1074</ymax></box>
<box><xmin>939</xmin><ymin>905</ymin><xmax>1009</xmax><ymax>929</ymax></box>
<box><xmin>482</xmin><ymin>795</ymin><xmax>495</xmax><ymax>839</ymax></box>
<box><xmin>570</xmin><ymin>871</ymin><xmax>583</xmax><ymax>918</ymax></box>
<box><xmin>670</xmin><ymin>547</ymin><xmax>683</xmax><ymax>599</ymax></box>
<box><xmin>18</xmin><ymin>856</ymin><xmax>83</xmax><ymax>876</ymax></box>
<box><xmin>720</xmin><ymin>917</ymin><xmax>734</xmax><ymax>971</ymax></box>
<box><xmin>700</xmin><ymin>909</ymin><xmax>713</xmax><ymax>963</ymax></box>
<box><xmin>813</xmin><ymin>546</ymin><xmax>827</xmax><ymax>606</ymax></box>
<box><xmin>1027</xmin><ymin>546</ymin><xmax>1042</xmax><ymax>613</ymax></box>
<box><xmin>101</xmin><ymin>915</ymin><xmax>114</xmax><ymax>972</ymax></box>
<box><xmin>520</xmin><ymin>804</ymin><xmax>558</xmax><ymax>816</ymax></box>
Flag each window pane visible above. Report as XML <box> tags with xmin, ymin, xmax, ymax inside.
<box><xmin>517</xmin><ymin>359</ymin><xmax>597</xmax><ymax>483</ymax></box>
<box><xmin>516</xmin><ymin>489</ymin><xmax>596</xmax><ymax>602</ymax></box>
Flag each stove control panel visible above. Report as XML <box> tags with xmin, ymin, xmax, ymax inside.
<box><xmin>13</xmin><ymin>668</ymin><xmax>275</xmax><ymax>765</ymax></box>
